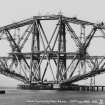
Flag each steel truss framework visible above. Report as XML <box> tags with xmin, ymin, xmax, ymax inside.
<box><xmin>0</xmin><ymin>15</ymin><xmax>105</xmax><ymax>85</ymax></box>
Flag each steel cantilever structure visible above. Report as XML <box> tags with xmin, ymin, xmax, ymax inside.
<box><xmin>0</xmin><ymin>15</ymin><xmax>105</xmax><ymax>88</ymax></box>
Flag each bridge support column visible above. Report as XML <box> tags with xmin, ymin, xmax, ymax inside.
<box><xmin>30</xmin><ymin>19</ymin><xmax>40</xmax><ymax>82</ymax></box>
<box><xmin>57</xmin><ymin>17</ymin><xmax>66</xmax><ymax>81</ymax></box>
<box><xmin>102</xmin><ymin>86</ymin><xmax>104</xmax><ymax>91</ymax></box>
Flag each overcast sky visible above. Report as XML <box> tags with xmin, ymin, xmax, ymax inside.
<box><xmin>0</xmin><ymin>0</ymin><xmax>105</xmax><ymax>87</ymax></box>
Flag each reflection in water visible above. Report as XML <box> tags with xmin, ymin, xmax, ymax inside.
<box><xmin>0</xmin><ymin>88</ymin><xmax>105</xmax><ymax>105</ymax></box>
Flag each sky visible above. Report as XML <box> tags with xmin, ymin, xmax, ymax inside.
<box><xmin>0</xmin><ymin>0</ymin><xmax>105</xmax><ymax>86</ymax></box>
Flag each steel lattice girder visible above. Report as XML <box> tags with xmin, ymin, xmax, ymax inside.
<box><xmin>0</xmin><ymin>15</ymin><xmax>105</xmax><ymax>84</ymax></box>
<box><xmin>0</xmin><ymin>15</ymin><xmax>104</xmax><ymax>32</ymax></box>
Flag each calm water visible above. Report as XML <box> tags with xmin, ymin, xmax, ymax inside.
<box><xmin>0</xmin><ymin>88</ymin><xmax>105</xmax><ymax>105</ymax></box>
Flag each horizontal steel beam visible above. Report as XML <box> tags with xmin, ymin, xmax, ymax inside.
<box><xmin>63</xmin><ymin>16</ymin><xmax>94</xmax><ymax>25</ymax></box>
<box><xmin>9</xmin><ymin>52</ymin><xmax>105</xmax><ymax>59</ymax></box>
<box><xmin>9</xmin><ymin>51</ymin><xmax>77</xmax><ymax>55</ymax></box>
<box><xmin>0</xmin><ymin>15</ymin><xmax>104</xmax><ymax>32</ymax></box>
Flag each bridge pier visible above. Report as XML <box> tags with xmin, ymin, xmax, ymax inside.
<box><xmin>96</xmin><ymin>86</ymin><xmax>98</xmax><ymax>91</ymax></box>
<box><xmin>101</xmin><ymin>86</ymin><xmax>103</xmax><ymax>91</ymax></box>
<box><xmin>68</xmin><ymin>85</ymin><xmax>105</xmax><ymax>91</ymax></box>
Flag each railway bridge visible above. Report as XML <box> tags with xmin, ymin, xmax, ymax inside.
<box><xmin>0</xmin><ymin>14</ymin><xmax>105</xmax><ymax>89</ymax></box>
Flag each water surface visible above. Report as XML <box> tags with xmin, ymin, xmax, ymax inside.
<box><xmin>0</xmin><ymin>88</ymin><xmax>105</xmax><ymax>105</ymax></box>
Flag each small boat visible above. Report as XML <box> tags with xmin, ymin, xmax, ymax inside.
<box><xmin>0</xmin><ymin>90</ymin><xmax>5</xmax><ymax>94</ymax></box>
